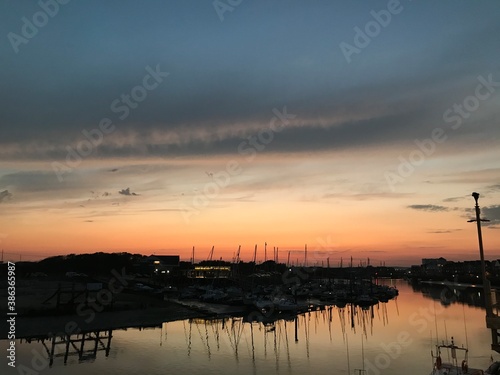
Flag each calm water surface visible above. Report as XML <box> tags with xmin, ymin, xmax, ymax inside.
<box><xmin>3</xmin><ymin>280</ymin><xmax>497</xmax><ymax>374</ymax></box>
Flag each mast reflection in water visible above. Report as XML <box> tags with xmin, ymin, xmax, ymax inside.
<box><xmin>5</xmin><ymin>280</ymin><xmax>499</xmax><ymax>375</ymax></box>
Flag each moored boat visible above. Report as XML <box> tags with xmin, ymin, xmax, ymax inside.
<box><xmin>429</xmin><ymin>337</ymin><xmax>497</xmax><ymax>375</ymax></box>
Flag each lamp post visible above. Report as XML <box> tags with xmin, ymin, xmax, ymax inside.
<box><xmin>468</xmin><ymin>192</ymin><xmax>492</xmax><ymax>317</ymax></box>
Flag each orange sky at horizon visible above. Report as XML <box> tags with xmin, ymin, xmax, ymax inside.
<box><xmin>1</xmin><ymin>153</ymin><xmax>499</xmax><ymax>266</ymax></box>
<box><xmin>1</xmin><ymin>1</ymin><xmax>500</xmax><ymax>269</ymax></box>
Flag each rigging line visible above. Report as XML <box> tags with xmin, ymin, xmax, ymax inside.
<box><xmin>214</xmin><ymin>319</ymin><xmax>220</xmax><ymax>351</ymax></box>
<box><xmin>462</xmin><ymin>303</ymin><xmax>469</xmax><ymax>350</ymax></box>
<box><xmin>433</xmin><ymin>300</ymin><xmax>439</xmax><ymax>346</ymax></box>
<box><xmin>346</xmin><ymin>333</ymin><xmax>351</xmax><ymax>375</ymax></box>
<box><xmin>224</xmin><ymin>320</ymin><xmax>235</xmax><ymax>352</ymax></box>
<box><xmin>304</xmin><ymin>313</ymin><xmax>310</xmax><ymax>359</ymax></box>
<box><xmin>263</xmin><ymin>322</ymin><xmax>267</xmax><ymax>358</ymax></box>
<box><xmin>182</xmin><ymin>320</ymin><xmax>189</xmax><ymax>347</ymax></box>
<box><xmin>205</xmin><ymin>320</ymin><xmax>211</xmax><ymax>359</ymax></box>
<box><xmin>444</xmin><ymin>320</ymin><xmax>450</xmax><ymax>362</ymax></box>
<box><xmin>328</xmin><ymin>307</ymin><xmax>333</xmax><ymax>342</ymax></box>
<box><xmin>195</xmin><ymin>321</ymin><xmax>210</xmax><ymax>359</ymax></box>
<box><xmin>188</xmin><ymin>320</ymin><xmax>192</xmax><ymax>357</ymax></box>
<box><xmin>250</xmin><ymin>322</ymin><xmax>255</xmax><ymax>362</ymax></box>
<box><xmin>284</xmin><ymin>320</ymin><xmax>291</xmax><ymax>370</ymax></box>
<box><xmin>159</xmin><ymin>323</ymin><xmax>163</xmax><ymax>347</ymax></box>
<box><xmin>362</xmin><ymin>333</ymin><xmax>365</xmax><ymax>372</ymax></box>
<box><xmin>430</xmin><ymin>330</ymin><xmax>434</xmax><ymax>371</ymax></box>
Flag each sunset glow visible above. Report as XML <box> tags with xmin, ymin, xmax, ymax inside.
<box><xmin>1</xmin><ymin>1</ymin><xmax>499</xmax><ymax>265</ymax></box>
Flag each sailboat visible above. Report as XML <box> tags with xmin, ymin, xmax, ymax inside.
<box><xmin>429</xmin><ymin>337</ymin><xmax>486</xmax><ymax>375</ymax></box>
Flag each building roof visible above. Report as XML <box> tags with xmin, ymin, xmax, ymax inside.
<box><xmin>148</xmin><ymin>255</ymin><xmax>180</xmax><ymax>265</ymax></box>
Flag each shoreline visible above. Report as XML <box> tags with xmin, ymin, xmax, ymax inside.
<box><xmin>419</xmin><ymin>280</ymin><xmax>498</xmax><ymax>290</ymax></box>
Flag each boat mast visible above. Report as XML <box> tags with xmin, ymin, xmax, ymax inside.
<box><xmin>207</xmin><ymin>246</ymin><xmax>214</xmax><ymax>261</ymax></box>
<box><xmin>235</xmin><ymin>245</ymin><xmax>241</xmax><ymax>263</ymax></box>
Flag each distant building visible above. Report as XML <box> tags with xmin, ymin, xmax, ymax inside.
<box><xmin>187</xmin><ymin>265</ymin><xmax>232</xmax><ymax>279</ymax></box>
<box><xmin>463</xmin><ymin>260</ymin><xmax>483</xmax><ymax>274</ymax></box>
<box><xmin>422</xmin><ymin>257</ymin><xmax>447</xmax><ymax>272</ymax></box>
<box><xmin>149</xmin><ymin>255</ymin><xmax>179</xmax><ymax>275</ymax></box>
<box><xmin>147</xmin><ymin>255</ymin><xmax>180</xmax><ymax>275</ymax></box>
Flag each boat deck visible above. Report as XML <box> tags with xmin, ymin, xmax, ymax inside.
<box><xmin>429</xmin><ymin>362</ymin><xmax>484</xmax><ymax>375</ymax></box>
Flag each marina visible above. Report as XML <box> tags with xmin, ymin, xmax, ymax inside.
<box><xmin>2</xmin><ymin>2</ymin><xmax>500</xmax><ymax>374</ymax></box>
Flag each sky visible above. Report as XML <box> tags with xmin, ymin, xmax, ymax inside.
<box><xmin>0</xmin><ymin>0</ymin><xmax>499</xmax><ymax>266</ymax></box>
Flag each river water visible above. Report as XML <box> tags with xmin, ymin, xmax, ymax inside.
<box><xmin>2</xmin><ymin>280</ymin><xmax>497</xmax><ymax>374</ymax></box>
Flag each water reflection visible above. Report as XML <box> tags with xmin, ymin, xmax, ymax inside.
<box><xmin>7</xmin><ymin>281</ymin><xmax>499</xmax><ymax>374</ymax></box>
<box><xmin>21</xmin><ymin>329</ymin><xmax>114</xmax><ymax>366</ymax></box>
<box><xmin>14</xmin><ymin>302</ymin><xmax>392</xmax><ymax>372</ymax></box>
<box><xmin>410</xmin><ymin>280</ymin><xmax>500</xmax><ymax>354</ymax></box>
<box><xmin>411</xmin><ymin>281</ymin><xmax>485</xmax><ymax>308</ymax></box>
<box><xmin>180</xmin><ymin>304</ymin><xmax>386</xmax><ymax>373</ymax></box>
<box><xmin>175</xmin><ymin>316</ymin><xmax>305</xmax><ymax>373</ymax></box>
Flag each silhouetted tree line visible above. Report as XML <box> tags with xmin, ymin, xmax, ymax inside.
<box><xmin>0</xmin><ymin>252</ymin><xmax>146</xmax><ymax>277</ymax></box>
<box><xmin>39</xmin><ymin>252</ymin><xmax>146</xmax><ymax>275</ymax></box>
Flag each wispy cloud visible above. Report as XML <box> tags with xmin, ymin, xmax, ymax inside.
<box><xmin>483</xmin><ymin>205</ymin><xmax>500</xmax><ymax>227</ymax></box>
<box><xmin>442</xmin><ymin>196</ymin><xmax>464</xmax><ymax>203</ymax></box>
<box><xmin>408</xmin><ymin>204</ymin><xmax>449</xmax><ymax>212</ymax></box>
<box><xmin>119</xmin><ymin>188</ymin><xmax>138</xmax><ymax>196</ymax></box>
<box><xmin>427</xmin><ymin>229</ymin><xmax>462</xmax><ymax>234</ymax></box>
<box><xmin>0</xmin><ymin>190</ymin><xmax>13</xmax><ymax>203</ymax></box>
<box><xmin>486</xmin><ymin>184</ymin><xmax>500</xmax><ymax>193</ymax></box>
